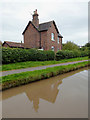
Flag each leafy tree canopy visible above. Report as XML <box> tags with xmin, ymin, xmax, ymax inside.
<box><xmin>85</xmin><ymin>42</ymin><xmax>90</xmax><ymax>47</ymax></box>
<box><xmin>79</xmin><ymin>42</ymin><xmax>90</xmax><ymax>51</ymax></box>
<box><xmin>62</xmin><ymin>41</ymin><xmax>79</xmax><ymax>50</ymax></box>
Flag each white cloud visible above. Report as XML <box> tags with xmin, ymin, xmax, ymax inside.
<box><xmin>1</xmin><ymin>0</ymin><xmax>89</xmax><ymax>3</ymax></box>
<box><xmin>0</xmin><ymin>0</ymin><xmax>88</xmax><ymax>46</ymax></box>
<box><xmin>63</xmin><ymin>31</ymin><xmax>88</xmax><ymax>45</ymax></box>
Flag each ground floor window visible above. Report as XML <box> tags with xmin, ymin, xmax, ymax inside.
<box><xmin>51</xmin><ymin>46</ymin><xmax>54</xmax><ymax>51</ymax></box>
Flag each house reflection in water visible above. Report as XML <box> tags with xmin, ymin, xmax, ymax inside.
<box><xmin>2</xmin><ymin>76</ymin><xmax>63</xmax><ymax>112</ymax></box>
<box><xmin>25</xmin><ymin>79</ymin><xmax>62</xmax><ymax>112</ymax></box>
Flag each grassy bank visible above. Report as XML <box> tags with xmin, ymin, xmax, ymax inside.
<box><xmin>0</xmin><ymin>61</ymin><xmax>89</xmax><ymax>90</ymax></box>
<box><xmin>1</xmin><ymin>57</ymin><xmax>88</xmax><ymax>71</ymax></box>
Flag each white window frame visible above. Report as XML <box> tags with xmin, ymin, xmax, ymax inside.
<box><xmin>51</xmin><ymin>46</ymin><xmax>54</xmax><ymax>51</ymax></box>
<box><xmin>51</xmin><ymin>33</ymin><xmax>55</xmax><ymax>41</ymax></box>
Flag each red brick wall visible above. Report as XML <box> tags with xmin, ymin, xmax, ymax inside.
<box><xmin>40</xmin><ymin>31</ymin><xmax>47</xmax><ymax>50</ymax></box>
<box><xmin>60</xmin><ymin>38</ymin><xmax>62</xmax><ymax>50</ymax></box>
<box><xmin>24</xmin><ymin>23</ymin><xmax>40</xmax><ymax>49</ymax></box>
<box><xmin>46</xmin><ymin>22</ymin><xmax>62</xmax><ymax>53</ymax></box>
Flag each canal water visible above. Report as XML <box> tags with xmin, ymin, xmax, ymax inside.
<box><xmin>1</xmin><ymin>67</ymin><xmax>88</xmax><ymax>118</ymax></box>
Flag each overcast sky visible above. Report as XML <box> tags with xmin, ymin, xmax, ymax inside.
<box><xmin>0</xmin><ymin>0</ymin><xmax>89</xmax><ymax>46</ymax></box>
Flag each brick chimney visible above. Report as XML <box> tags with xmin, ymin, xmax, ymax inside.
<box><xmin>32</xmin><ymin>9</ymin><xmax>39</xmax><ymax>28</ymax></box>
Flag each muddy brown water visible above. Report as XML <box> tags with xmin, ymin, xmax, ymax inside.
<box><xmin>1</xmin><ymin>67</ymin><xmax>88</xmax><ymax>118</ymax></box>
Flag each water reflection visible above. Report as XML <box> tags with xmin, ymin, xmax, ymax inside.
<box><xmin>2</xmin><ymin>67</ymin><xmax>88</xmax><ymax>112</ymax></box>
<box><xmin>2</xmin><ymin>77</ymin><xmax>62</xmax><ymax>112</ymax></box>
<box><xmin>27</xmin><ymin>80</ymin><xmax>62</xmax><ymax>112</ymax></box>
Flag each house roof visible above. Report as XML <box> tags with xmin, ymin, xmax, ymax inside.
<box><xmin>58</xmin><ymin>33</ymin><xmax>63</xmax><ymax>38</ymax></box>
<box><xmin>3</xmin><ymin>41</ymin><xmax>24</xmax><ymax>48</ymax></box>
<box><xmin>22</xmin><ymin>20</ymin><xmax>63</xmax><ymax>38</ymax></box>
<box><xmin>39</xmin><ymin>21</ymin><xmax>63</xmax><ymax>38</ymax></box>
<box><xmin>39</xmin><ymin>21</ymin><xmax>52</xmax><ymax>31</ymax></box>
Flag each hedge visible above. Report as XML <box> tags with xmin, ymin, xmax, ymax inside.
<box><xmin>2</xmin><ymin>47</ymin><xmax>55</xmax><ymax>64</ymax></box>
<box><xmin>56</xmin><ymin>50</ymin><xmax>88</xmax><ymax>61</ymax></box>
<box><xmin>2</xmin><ymin>47</ymin><xmax>89</xmax><ymax>64</ymax></box>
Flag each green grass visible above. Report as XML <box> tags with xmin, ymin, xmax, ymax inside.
<box><xmin>1</xmin><ymin>57</ymin><xmax>88</xmax><ymax>71</ymax></box>
<box><xmin>0</xmin><ymin>61</ymin><xmax>89</xmax><ymax>90</ymax></box>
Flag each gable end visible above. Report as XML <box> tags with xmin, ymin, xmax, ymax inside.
<box><xmin>22</xmin><ymin>21</ymin><xmax>39</xmax><ymax>35</ymax></box>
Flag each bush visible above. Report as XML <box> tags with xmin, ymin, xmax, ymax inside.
<box><xmin>72</xmin><ymin>50</ymin><xmax>81</xmax><ymax>58</ymax></box>
<box><xmin>2</xmin><ymin>47</ymin><xmax>55</xmax><ymax>64</ymax></box>
<box><xmin>56</xmin><ymin>50</ymin><xmax>88</xmax><ymax>61</ymax></box>
<box><xmin>2</xmin><ymin>47</ymin><xmax>88</xmax><ymax>64</ymax></box>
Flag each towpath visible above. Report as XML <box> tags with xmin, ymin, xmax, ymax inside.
<box><xmin>0</xmin><ymin>60</ymin><xmax>88</xmax><ymax>77</ymax></box>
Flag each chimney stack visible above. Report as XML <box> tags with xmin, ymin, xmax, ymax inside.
<box><xmin>32</xmin><ymin>9</ymin><xmax>39</xmax><ymax>28</ymax></box>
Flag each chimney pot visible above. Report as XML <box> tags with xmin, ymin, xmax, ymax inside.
<box><xmin>34</xmin><ymin>9</ymin><xmax>37</xmax><ymax>14</ymax></box>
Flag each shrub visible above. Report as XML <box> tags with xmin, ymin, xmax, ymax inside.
<box><xmin>56</xmin><ymin>50</ymin><xmax>88</xmax><ymax>61</ymax></box>
<box><xmin>44</xmin><ymin>50</ymin><xmax>55</xmax><ymax>61</ymax></box>
<box><xmin>2</xmin><ymin>47</ymin><xmax>55</xmax><ymax>64</ymax></box>
<box><xmin>72</xmin><ymin>50</ymin><xmax>81</xmax><ymax>58</ymax></box>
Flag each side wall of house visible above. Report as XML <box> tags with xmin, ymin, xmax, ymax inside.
<box><xmin>40</xmin><ymin>31</ymin><xmax>47</xmax><ymax>50</ymax></box>
<box><xmin>24</xmin><ymin>24</ymin><xmax>40</xmax><ymax>49</ymax></box>
<box><xmin>47</xmin><ymin>22</ymin><xmax>62</xmax><ymax>53</ymax></box>
<box><xmin>60</xmin><ymin>37</ymin><xmax>62</xmax><ymax>50</ymax></box>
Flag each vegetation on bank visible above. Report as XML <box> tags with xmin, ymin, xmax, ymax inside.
<box><xmin>62</xmin><ymin>41</ymin><xmax>90</xmax><ymax>57</ymax></box>
<box><xmin>1</xmin><ymin>57</ymin><xmax>88</xmax><ymax>71</ymax></box>
<box><xmin>56</xmin><ymin>50</ymin><xmax>88</xmax><ymax>60</ymax></box>
<box><xmin>62</xmin><ymin>41</ymin><xmax>90</xmax><ymax>52</ymax></box>
<box><xmin>2</xmin><ymin>44</ymin><xmax>89</xmax><ymax>64</ymax></box>
<box><xmin>2</xmin><ymin>48</ymin><xmax>55</xmax><ymax>64</ymax></box>
<box><xmin>1</xmin><ymin>61</ymin><xmax>89</xmax><ymax>90</ymax></box>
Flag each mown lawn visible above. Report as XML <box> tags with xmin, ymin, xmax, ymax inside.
<box><xmin>0</xmin><ymin>57</ymin><xmax>88</xmax><ymax>71</ymax></box>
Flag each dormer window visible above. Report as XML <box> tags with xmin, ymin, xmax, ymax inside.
<box><xmin>51</xmin><ymin>33</ymin><xmax>55</xmax><ymax>41</ymax></box>
<box><xmin>57</xmin><ymin>37</ymin><xmax>59</xmax><ymax>44</ymax></box>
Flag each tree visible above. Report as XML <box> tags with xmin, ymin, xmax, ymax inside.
<box><xmin>85</xmin><ymin>42</ymin><xmax>90</xmax><ymax>48</ymax></box>
<box><xmin>62</xmin><ymin>41</ymin><xmax>79</xmax><ymax>50</ymax></box>
<box><xmin>79</xmin><ymin>42</ymin><xmax>90</xmax><ymax>51</ymax></box>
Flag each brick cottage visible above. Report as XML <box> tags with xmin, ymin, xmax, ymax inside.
<box><xmin>22</xmin><ymin>9</ymin><xmax>63</xmax><ymax>52</ymax></box>
<box><xmin>3</xmin><ymin>9</ymin><xmax>63</xmax><ymax>53</ymax></box>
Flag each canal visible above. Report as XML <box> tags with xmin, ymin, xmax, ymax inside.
<box><xmin>1</xmin><ymin>67</ymin><xmax>88</xmax><ymax>118</ymax></box>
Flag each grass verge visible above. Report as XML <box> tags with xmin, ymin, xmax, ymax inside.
<box><xmin>0</xmin><ymin>61</ymin><xmax>89</xmax><ymax>91</ymax></box>
<box><xmin>1</xmin><ymin>57</ymin><xmax>88</xmax><ymax>71</ymax></box>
